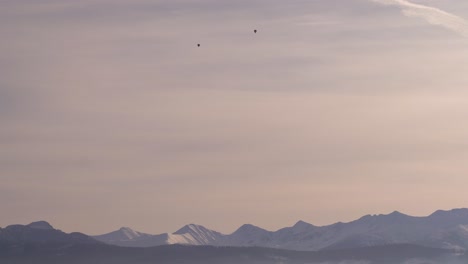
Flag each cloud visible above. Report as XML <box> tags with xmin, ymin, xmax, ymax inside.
<box><xmin>3</xmin><ymin>0</ymin><xmax>468</xmax><ymax>235</ymax></box>
<box><xmin>371</xmin><ymin>0</ymin><xmax>468</xmax><ymax>37</ymax></box>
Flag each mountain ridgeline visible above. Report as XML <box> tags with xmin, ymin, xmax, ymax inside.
<box><xmin>93</xmin><ymin>208</ymin><xmax>468</xmax><ymax>251</ymax></box>
<box><xmin>0</xmin><ymin>221</ymin><xmax>98</xmax><ymax>245</ymax></box>
<box><xmin>1</xmin><ymin>209</ymin><xmax>468</xmax><ymax>264</ymax></box>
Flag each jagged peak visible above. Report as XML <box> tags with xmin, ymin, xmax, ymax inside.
<box><xmin>174</xmin><ymin>224</ymin><xmax>212</xmax><ymax>235</ymax></box>
<box><xmin>387</xmin><ymin>210</ymin><xmax>407</xmax><ymax>217</ymax></box>
<box><xmin>360</xmin><ymin>211</ymin><xmax>408</xmax><ymax>219</ymax></box>
<box><xmin>114</xmin><ymin>226</ymin><xmax>144</xmax><ymax>240</ymax></box>
<box><xmin>27</xmin><ymin>221</ymin><xmax>54</xmax><ymax>230</ymax></box>
<box><xmin>293</xmin><ymin>220</ymin><xmax>314</xmax><ymax>228</ymax></box>
<box><xmin>352</xmin><ymin>211</ymin><xmax>412</xmax><ymax>226</ymax></box>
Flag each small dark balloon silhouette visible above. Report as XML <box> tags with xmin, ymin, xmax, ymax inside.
<box><xmin>197</xmin><ymin>44</ymin><xmax>200</xmax><ymax>47</ymax></box>
<box><xmin>254</xmin><ymin>29</ymin><xmax>257</xmax><ymax>33</ymax></box>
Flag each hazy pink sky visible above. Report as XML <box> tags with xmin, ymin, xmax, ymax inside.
<box><xmin>1</xmin><ymin>0</ymin><xmax>468</xmax><ymax>235</ymax></box>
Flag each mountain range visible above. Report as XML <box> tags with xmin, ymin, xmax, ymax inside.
<box><xmin>93</xmin><ymin>208</ymin><xmax>468</xmax><ymax>251</ymax></box>
<box><xmin>1</xmin><ymin>209</ymin><xmax>468</xmax><ymax>263</ymax></box>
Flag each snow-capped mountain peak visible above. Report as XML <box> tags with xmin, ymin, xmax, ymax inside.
<box><xmin>174</xmin><ymin>224</ymin><xmax>209</xmax><ymax>235</ymax></box>
<box><xmin>118</xmin><ymin>227</ymin><xmax>143</xmax><ymax>240</ymax></box>
<box><xmin>93</xmin><ymin>226</ymin><xmax>149</xmax><ymax>243</ymax></box>
<box><xmin>170</xmin><ymin>224</ymin><xmax>223</xmax><ymax>245</ymax></box>
<box><xmin>93</xmin><ymin>208</ymin><xmax>468</xmax><ymax>251</ymax></box>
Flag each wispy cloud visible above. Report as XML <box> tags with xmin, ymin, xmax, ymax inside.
<box><xmin>372</xmin><ymin>0</ymin><xmax>468</xmax><ymax>37</ymax></box>
<box><xmin>3</xmin><ymin>0</ymin><xmax>468</xmax><ymax>235</ymax></box>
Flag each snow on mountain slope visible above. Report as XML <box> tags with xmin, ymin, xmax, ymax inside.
<box><xmin>222</xmin><ymin>224</ymin><xmax>272</xmax><ymax>247</ymax></box>
<box><xmin>266</xmin><ymin>221</ymin><xmax>318</xmax><ymax>249</ymax></box>
<box><xmin>93</xmin><ymin>227</ymin><xmax>168</xmax><ymax>247</ymax></box>
<box><xmin>169</xmin><ymin>224</ymin><xmax>224</xmax><ymax>245</ymax></box>
<box><xmin>460</xmin><ymin>225</ymin><xmax>468</xmax><ymax>233</ymax></box>
<box><xmin>93</xmin><ymin>227</ymin><xmax>150</xmax><ymax>243</ymax></box>
<box><xmin>120</xmin><ymin>227</ymin><xmax>145</xmax><ymax>240</ymax></box>
<box><xmin>94</xmin><ymin>224</ymin><xmax>223</xmax><ymax>247</ymax></box>
<box><xmin>93</xmin><ymin>208</ymin><xmax>468</xmax><ymax>251</ymax></box>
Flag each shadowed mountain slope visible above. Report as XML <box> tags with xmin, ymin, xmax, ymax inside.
<box><xmin>94</xmin><ymin>209</ymin><xmax>468</xmax><ymax>251</ymax></box>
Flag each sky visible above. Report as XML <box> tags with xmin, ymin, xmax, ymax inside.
<box><xmin>1</xmin><ymin>0</ymin><xmax>468</xmax><ymax>235</ymax></box>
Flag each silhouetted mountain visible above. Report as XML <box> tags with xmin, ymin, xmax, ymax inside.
<box><xmin>0</xmin><ymin>221</ymin><xmax>98</xmax><ymax>245</ymax></box>
<box><xmin>94</xmin><ymin>208</ymin><xmax>468</xmax><ymax>250</ymax></box>
<box><xmin>26</xmin><ymin>221</ymin><xmax>54</xmax><ymax>230</ymax></box>
<box><xmin>1</xmin><ymin>212</ymin><xmax>468</xmax><ymax>263</ymax></box>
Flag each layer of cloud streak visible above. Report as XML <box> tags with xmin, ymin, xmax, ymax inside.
<box><xmin>2</xmin><ymin>0</ymin><xmax>468</xmax><ymax>235</ymax></box>
<box><xmin>372</xmin><ymin>0</ymin><xmax>468</xmax><ymax>37</ymax></box>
